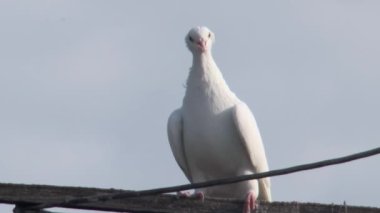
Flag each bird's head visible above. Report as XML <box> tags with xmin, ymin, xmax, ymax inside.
<box><xmin>186</xmin><ymin>26</ymin><xmax>215</xmax><ymax>54</ymax></box>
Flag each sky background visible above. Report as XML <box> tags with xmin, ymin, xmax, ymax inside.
<box><xmin>1</xmin><ymin>1</ymin><xmax>380</xmax><ymax>212</ymax></box>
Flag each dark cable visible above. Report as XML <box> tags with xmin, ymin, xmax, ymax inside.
<box><xmin>29</xmin><ymin>146</ymin><xmax>380</xmax><ymax>210</ymax></box>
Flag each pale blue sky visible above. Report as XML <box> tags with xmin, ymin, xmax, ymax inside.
<box><xmin>1</xmin><ymin>1</ymin><xmax>380</xmax><ymax>212</ymax></box>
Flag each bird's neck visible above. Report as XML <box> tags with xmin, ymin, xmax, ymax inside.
<box><xmin>184</xmin><ymin>51</ymin><xmax>236</xmax><ymax>111</ymax></box>
<box><xmin>192</xmin><ymin>51</ymin><xmax>214</xmax><ymax>71</ymax></box>
<box><xmin>187</xmin><ymin>52</ymin><xmax>226</xmax><ymax>88</ymax></box>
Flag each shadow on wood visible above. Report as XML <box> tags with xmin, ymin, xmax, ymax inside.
<box><xmin>0</xmin><ymin>183</ymin><xmax>379</xmax><ymax>213</ymax></box>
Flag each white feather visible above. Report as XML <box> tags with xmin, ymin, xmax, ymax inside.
<box><xmin>167</xmin><ymin>26</ymin><xmax>271</xmax><ymax>201</ymax></box>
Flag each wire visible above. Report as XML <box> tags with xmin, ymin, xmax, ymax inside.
<box><xmin>29</xmin><ymin>146</ymin><xmax>380</xmax><ymax>210</ymax></box>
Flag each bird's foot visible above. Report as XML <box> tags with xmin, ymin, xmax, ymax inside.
<box><xmin>194</xmin><ymin>191</ymin><xmax>205</xmax><ymax>202</ymax></box>
<box><xmin>176</xmin><ymin>191</ymin><xmax>204</xmax><ymax>202</ymax></box>
<box><xmin>243</xmin><ymin>191</ymin><xmax>258</xmax><ymax>213</ymax></box>
<box><xmin>177</xmin><ymin>191</ymin><xmax>192</xmax><ymax>198</ymax></box>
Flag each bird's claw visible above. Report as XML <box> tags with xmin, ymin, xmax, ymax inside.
<box><xmin>243</xmin><ymin>191</ymin><xmax>258</xmax><ymax>213</ymax></box>
<box><xmin>176</xmin><ymin>191</ymin><xmax>205</xmax><ymax>202</ymax></box>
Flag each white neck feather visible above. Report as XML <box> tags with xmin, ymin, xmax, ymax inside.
<box><xmin>186</xmin><ymin>52</ymin><xmax>227</xmax><ymax>89</ymax></box>
<box><xmin>183</xmin><ymin>51</ymin><xmax>236</xmax><ymax>112</ymax></box>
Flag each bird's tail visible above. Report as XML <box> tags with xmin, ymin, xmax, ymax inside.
<box><xmin>258</xmin><ymin>177</ymin><xmax>272</xmax><ymax>202</ymax></box>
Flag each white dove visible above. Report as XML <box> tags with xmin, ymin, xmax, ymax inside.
<box><xmin>167</xmin><ymin>26</ymin><xmax>271</xmax><ymax>212</ymax></box>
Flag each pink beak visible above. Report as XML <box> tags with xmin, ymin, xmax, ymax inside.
<box><xmin>196</xmin><ymin>39</ymin><xmax>207</xmax><ymax>51</ymax></box>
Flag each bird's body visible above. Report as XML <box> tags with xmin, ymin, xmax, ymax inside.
<box><xmin>182</xmin><ymin>52</ymin><xmax>257</xmax><ymax>198</ymax></box>
<box><xmin>167</xmin><ymin>26</ymin><xmax>271</xmax><ymax>211</ymax></box>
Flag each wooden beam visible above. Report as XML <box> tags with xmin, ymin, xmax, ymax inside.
<box><xmin>0</xmin><ymin>183</ymin><xmax>379</xmax><ymax>213</ymax></box>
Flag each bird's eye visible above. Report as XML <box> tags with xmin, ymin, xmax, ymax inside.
<box><xmin>189</xmin><ymin>36</ymin><xmax>194</xmax><ymax>42</ymax></box>
<box><xmin>208</xmin><ymin>33</ymin><xmax>211</xmax><ymax>38</ymax></box>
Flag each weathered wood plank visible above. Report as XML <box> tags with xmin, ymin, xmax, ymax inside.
<box><xmin>0</xmin><ymin>183</ymin><xmax>379</xmax><ymax>213</ymax></box>
<box><xmin>0</xmin><ymin>183</ymin><xmax>241</xmax><ymax>213</ymax></box>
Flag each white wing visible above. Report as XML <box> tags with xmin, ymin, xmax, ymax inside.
<box><xmin>167</xmin><ymin>109</ymin><xmax>192</xmax><ymax>182</ymax></box>
<box><xmin>232</xmin><ymin>102</ymin><xmax>272</xmax><ymax>201</ymax></box>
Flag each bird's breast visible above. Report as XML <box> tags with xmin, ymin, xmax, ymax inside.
<box><xmin>182</xmin><ymin>105</ymin><xmax>251</xmax><ymax>180</ymax></box>
<box><xmin>182</xmin><ymin>72</ymin><xmax>252</xmax><ymax>180</ymax></box>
